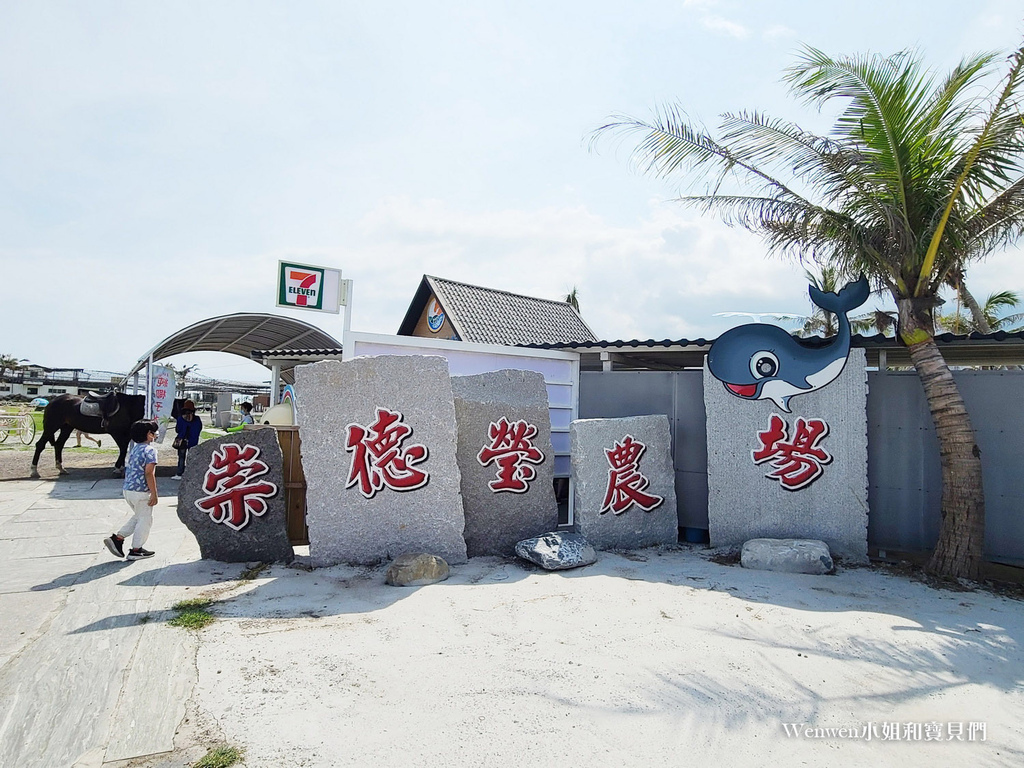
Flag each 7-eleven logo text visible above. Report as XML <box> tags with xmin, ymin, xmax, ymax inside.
<box><xmin>286</xmin><ymin>269</ymin><xmax>321</xmax><ymax>307</ymax></box>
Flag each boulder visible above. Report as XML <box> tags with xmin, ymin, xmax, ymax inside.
<box><xmin>177</xmin><ymin>427</ymin><xmax>294</xmax><ymax>563</ymax></box>
<box><xmin>385</xmin><ymin>553</ymin><xmax>450</xmax><ymax>586</ymax></box>
<box><xmin>515</xmin><ymin>532</ymin><xmax>597</xmax><ymax>570</ymax></box>
<box><xmin>570</xmin><ymin>415</ymin><xmax>678</xmax><ymax>550</ymax></box>
<box><xmin>295</xmin><ymin>356</ymin><xmax>467</xmax><ymax>567</ymax></box>
<box><xmin>740</xmin><ymin>538</ymin><xmax>834</xmax><ymax>574</ymax></box>
<box><xmin>451</xmin><ymin>370</ymin><xmax>559</xmax><ymax>557</ymax></box>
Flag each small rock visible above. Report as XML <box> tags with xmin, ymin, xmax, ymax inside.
<box><xmin>740</xmin><ymin>538</ymin><xmax>834</xmax><ymax>575</ymax></box>
<box><xmin>385</xmin><ymin>553</ymin><xmax>450</xmax><ymax>586</ymax></box>
<box><xmin>515</xmin><ymin>532</ymin><xmax>597</xmax><ymax>570</ymax></box>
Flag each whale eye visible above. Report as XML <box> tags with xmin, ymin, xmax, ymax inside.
<box><xmin>749</xmin><ymin>351</ymin><xmax>779</xmax><ymax>379</ymax></box>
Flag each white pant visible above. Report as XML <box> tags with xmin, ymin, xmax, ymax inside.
<box><xmin>118</xmin><ymin>490</ymin><xmax>155</xmax><ymax>550</ymax></box>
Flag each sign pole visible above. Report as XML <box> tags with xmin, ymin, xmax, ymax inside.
<box><xmin>342</xmin><ymin>279</ymin><xmax>353</xmax><ymax>336</ymax></box>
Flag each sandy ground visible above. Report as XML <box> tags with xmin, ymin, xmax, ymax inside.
<box><xmin>184</xmin><ymin>549</ymin><xmax>1024</xmax><ymax>768</ymax></box>
<box><xmin>3</xmin><ymin>447</ymin><xmax>1023</xmax><ymax>767</ymax></box>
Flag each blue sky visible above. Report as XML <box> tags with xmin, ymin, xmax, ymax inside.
<box><xmin>2</xmin><ymin>1</ymin><xmax>1022</xmax><ymax>383</ymax></box>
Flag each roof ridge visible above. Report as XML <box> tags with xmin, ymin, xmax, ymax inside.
<box><xmin>426</xmin><ymin>274</ymin><xmax>576</xmax><ymax>308</ymax></box>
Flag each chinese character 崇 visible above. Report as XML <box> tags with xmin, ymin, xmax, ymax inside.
<box><xmin>194</xmin><ymin>443</ymin><xmax>278</xmax><ymax>530</ymax></box>
<box><xmin>477</xmin><ymin>418</ymin><xmax>545</xmax><ymax>493</ymax></box>
<box><xmin>752</xmin><ymin>414</ymin><xmax>833</xmax><ymax>490</ymax></box>
<box><xmin>600</xmin><ymin>435</ymin><xmax>664</xmax><ymax>515</ymax></box>
<box><xmin>345</xmin><ymin>407</ymin><xmax>429</xmax><ymax>499</ymax></box>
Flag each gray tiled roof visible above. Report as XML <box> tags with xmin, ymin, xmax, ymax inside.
<box><xmin>427</xmin><ymin>276</ymin><xmax>597</xmax><ymax>346</ymax></box>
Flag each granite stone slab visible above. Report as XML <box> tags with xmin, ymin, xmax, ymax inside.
<box><xmin>296</xmin><ymin>356</ymin><xmax>467</xmax><ymax>566</ymax></box>
<box><xmin>704</xmin><ymin>348</ymin><xmax>868</xmax><ymax>560</ymax></box>
<box><xmin>178</xmin><ymin>427</ymin><xmax>294</xmax><ymax>563</ymax></box>
<box><xmin>570</xmin><ymin>415</ymin><xmax>679</xmax><ymax>550</ymax></box>
<box><xmin>451</xmin><ymin>369</ymin><xmax>559</xmax><ymax>556</ymax></box>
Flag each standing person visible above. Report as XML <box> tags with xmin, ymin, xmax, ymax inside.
<box><xmin>75</xmin><ymin>430</ymin><xmax>101</xmax><ymax>448</ymax></box>
<box><xmin>103</xmin><ymin>420</ymin><xmax>159</xmax><ymax>561</ymax></box>
<box><xmin>239</xmin><ymin>402</ymin><xmax>255</xmax><ymax>425</ymax></box>
<box><xmin>172</xmin><ymin>399</ymin><xmax>202</xmax><ymax>480</ymax></box>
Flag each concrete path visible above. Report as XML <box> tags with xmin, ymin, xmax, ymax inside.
<box><xmin>0</xmin><ymin>475</ymin><xmax>200</xmax><ymax>767</ymax></box>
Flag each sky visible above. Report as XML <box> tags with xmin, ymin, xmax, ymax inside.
<box><xmin>2</xmin><ymin>1</ymin><xmax>1022</xmax><ymax>384</ymax></box>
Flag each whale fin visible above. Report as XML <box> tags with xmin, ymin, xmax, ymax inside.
<box><xmin>809</xmin><ymin>274</ymin><xmax>869</xmax><ymax>316</ymax></box>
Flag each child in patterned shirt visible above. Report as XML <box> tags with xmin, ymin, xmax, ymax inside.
<box><xmin>103</xmin><ymin>420</ymin><xmax>159</xmax><ymax>560</ymax></box>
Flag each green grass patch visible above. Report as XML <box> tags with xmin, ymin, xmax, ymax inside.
<box><xmin>193</xmin><ymin>744</ymin><xmax>243</xmax><ymax>768</ymax></box>
<box><xmin>168</xmin><ymin>598</ymin><xmax>217</xmax><ymax>630</ymax></box>
<box><xmin>200</xmin><ymin>430</ymin><xmax>220</xmax><ymax>441</ymax></box>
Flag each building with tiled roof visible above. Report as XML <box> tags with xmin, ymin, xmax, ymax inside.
<box><xmin>397</xmin><ymin>275</ymin><xmax>597</xmax><ymax>346</ymax></box>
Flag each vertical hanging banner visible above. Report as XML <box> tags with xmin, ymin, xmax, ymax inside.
<box><xmin>276</xmin><ymin>261</ymin><xmax>343</xmax><ymax>314</ymax></box>
<box><xmin>149</xmin><ymin>366</ymin><xmax>176</xmax><ymax>422</ymax></box>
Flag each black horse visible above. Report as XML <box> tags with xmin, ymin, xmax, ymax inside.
<box><xmin>31</xmin><ymin>391</ymin><xmax>146</xmax><ymax>477</ymax></box>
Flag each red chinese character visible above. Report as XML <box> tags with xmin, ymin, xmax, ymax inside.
<box><xmin>156</xmin><ymin>375</ymin><xmax>170</xmax><ymax>387</ymax></box>
<box><xmin>600</xmin><ymin>435</ymin><xmax>664</xmax><ymax>515</ymax></box>
<box><xmin>155</xmin><ymin>388</ymin><xmax>167</xmax><ymax>399</ymax></box>
<box><xmin>194</xmin><ymin>443</ymin><xmax>279</xmax><ymax>530</ymax></box>
<box><xmin>752</xmin><ymin>414</ymin><xmax>833</xmax><ymax>490</ymax></box>
<box><xmin>345</xmin><ymin>408</ymin><xmax>429</xmax><ymax>499</ymax></box>
<box><xmin>476</xmin><ymin>418</ymin><xmax>545</xmax><ymax>493</ymax></box>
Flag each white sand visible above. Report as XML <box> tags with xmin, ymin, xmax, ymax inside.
<box><xmin>194</xmin><ymin>548</ymin><xmax>1024</xmax><ymax>767</ymax></box>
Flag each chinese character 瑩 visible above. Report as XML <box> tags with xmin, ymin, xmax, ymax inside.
<box><xmin>477</xmin><ymin>418</ymin><xmax>545</xmax><ymax>493</ymax></box>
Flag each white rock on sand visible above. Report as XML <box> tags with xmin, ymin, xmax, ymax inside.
<box><xmin>194</xmin><ymin>548</ymin><xmax>1024</xmax><ymax>767</ymax></box>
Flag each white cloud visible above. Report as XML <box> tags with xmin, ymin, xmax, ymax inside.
<box><xmin>701</xmin><ymin>15</ymin><xmax>750</xmax><ymax>40</ymax></box>
<box><xmin>762</xmin><ymin>24</ymin><xmax>796</xmax><ymax>41</ymax></box>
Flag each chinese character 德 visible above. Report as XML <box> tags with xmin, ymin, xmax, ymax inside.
<box><xmin>477</xmin><ymin>418</ymin><xmax>545</xmax><ymax>493</ymax></box>
<box><xmin>194</xmin><ymin>443</ymin><xmax>278</xmax><ymax>530</ymax></box>
<box><xmin>752</xmin><ymin>414</ymin><xmax>833</xmax><ymax>490</ymax></box>
<box><xmin>600</xmin><ymin>435</ymin><xmax>664</xmax><ymax>515</ymax></box>
<box><xmin>345</xmin><ymin>407</ymin><xmax>429</xmax><ymax>499</ymax></box>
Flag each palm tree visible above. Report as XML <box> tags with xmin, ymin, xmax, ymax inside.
<box><xmin>0</xmin><ymin>355</ymin><xmax>26</xmax><ymax>382</ymax></box>
<box><xmin>936</xmin><ymin>289</ymin><xmax>1024</xmax><ymax>334</ymax></box>
<box><xmin>564</xmin><ymin>287</ymin><xmax>581</xmax><ymax>312</ymax></box>
<box><xmin>787</xmin><ymin>265</ymin><xmax>893</xmax><ymax>338</ymax></box>
<box><xmin>594</xmin><ymin>42</ymin><xmax>1024</xmax><ymax>579</ymax></box>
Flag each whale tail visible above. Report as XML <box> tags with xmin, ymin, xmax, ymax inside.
<box><xmin>809</xmin><ymin>274</ymin><xmax>870</xmax><ymax>316</ymax></box>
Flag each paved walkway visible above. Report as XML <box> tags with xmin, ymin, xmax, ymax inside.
<box><xmin>0</xmin><ymin>474</ymin><xmax>200</xmax><ymax>767</ymax></box>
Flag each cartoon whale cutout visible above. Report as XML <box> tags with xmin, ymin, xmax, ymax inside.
<box><xmin>707</xmin><ymin>275</ymin><xmax>870</xmax><ymax>412</ymax></box>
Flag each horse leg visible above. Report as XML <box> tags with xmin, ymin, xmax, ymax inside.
<box><xmin>31</xmin><ymin>432</ymin><xmax>53</xmax><ymax>478</ymax></box>
<box><xmin>113</xmin><ymin>434</ymin><xmax>129</xmax><ymax>476</ymax></box>
<box><xmin>53</xmin><ymin>426</ymin><xmax>74</xmax><ymax>475</ymax></box>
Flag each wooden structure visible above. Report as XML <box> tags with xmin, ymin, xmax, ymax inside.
<box><xmin>275</xmin><ymin>426</ymin><xmax>308</xmax><ymax>545</ymax></box>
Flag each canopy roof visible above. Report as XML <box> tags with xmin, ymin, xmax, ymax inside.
<box><xmin>124</xmin><ymin>313</ymin><xmax>340</xmax><ymax>383</ymax></box>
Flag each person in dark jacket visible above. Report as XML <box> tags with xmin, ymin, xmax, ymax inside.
<box><xmin>172</xmin><ymin>399</ymin><xmax>203</xmax><ymax>479</ymax></box>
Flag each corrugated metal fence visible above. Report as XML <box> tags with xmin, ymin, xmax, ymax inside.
<box><xmin>579</xmin><ymin>369</ymin><xmax>1024</xmax><ymax>565</ymax></box>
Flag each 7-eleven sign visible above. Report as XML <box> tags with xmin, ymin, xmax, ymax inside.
<box><xmin>276</xmin><ymin>261</ymin><xmax>342</xmax><ymax>313</ymax></box>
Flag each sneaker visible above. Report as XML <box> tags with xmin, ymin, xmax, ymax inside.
<box><xmin>127</xmin><ymin>548</ymin><xmax>155</xmax><ymax>560</ymax></box>
<box><xmin>103</xmin><ymin>535</ymin><xmax>125</xmax><ymax>559</ymax></box>
<box><xmin>171</xmin><ymin>475</ymin><xmax>182</xmax><ymax>480</ymax></box>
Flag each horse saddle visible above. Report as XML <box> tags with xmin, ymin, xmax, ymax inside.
<box><xmin>81</xmin><ymin>391</ymin><xmax>120</xmax><ymax>425</ymax></box>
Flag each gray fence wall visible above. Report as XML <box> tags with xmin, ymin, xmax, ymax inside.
<box><xmin>580</xmin><ymin>368</ymin><xmax>1024</xmax><ymax>564</ymax></box>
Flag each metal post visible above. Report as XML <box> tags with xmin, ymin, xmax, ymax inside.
<box><xmin>145</xmin><ymin>355</ymin><xmax>154</xmax><ymax>418</ymax></box>
<box><xmin>132</xmin><ymin>372</ymin><xmax>139</xmax><ymax>396</ymax></box>
<box><xmin>342</xmin><ymin>279</ymin><xmax>353</xmax><ymax>336</ymax></box>
<box><xmin>271</xmin><ymin>364</ymin><xmax>281</xmax><ymax>404</ymax></box>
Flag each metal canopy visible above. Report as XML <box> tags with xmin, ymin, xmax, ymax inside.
<box><xmin>123</xmin><ymin>313</ymin><xmax>341</xmax><ymax>383</ymax></box>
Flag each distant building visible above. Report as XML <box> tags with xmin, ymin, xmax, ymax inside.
<box><xmin>397</xmin><ymin>275</ymin><xmax>597</xmax><ymax>346</ymax></box>
<box><xmin>0</xmin><ymin>365</ymin><xmax>125</xmax><ymax>399</ymax></box>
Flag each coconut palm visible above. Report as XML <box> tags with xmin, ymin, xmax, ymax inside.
<box><xmin>0</xmin><ymin>355</ymin><xmax>26</xmax><ymax>382</ymax></box>
<box><xmin>936</xmin><ymin>289</ymin><xmax>1024</xmax><ymax>334</ymax></box>
<box><xmin>594</xmin><ymin>42</ymin><xmax>1024</xmax><ymax>578</ymax></box>
<box><xmin>564</xmin><ymin>287</ymin><xmax>581</xmax><ymax>312</ymax></box>
<box><xmin>786</xmin><ymin>265</ymin><xmax>894</xmax><ymax>337</ymax></box>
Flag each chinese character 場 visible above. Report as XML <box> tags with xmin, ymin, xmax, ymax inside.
<box><xmin>345</xmin><ymin>407</ymin><xmax>429</xmax><ymax>499</ymax></box>
<box><xmin>600</xmin><ymin>435</ymin><xmax>664</xmax><ymax>515</ymax></box>
<box><xmin>194</xmin><ymin>443</ymin><xmax>278</xmax><ymax>530</ymax></box>
<box><xmin>476</xmin><ymin>418</ymin><xmax>545</xmax><ymax>493</ymax></box>
<box><xmin>752</xmin><ymin>414</ymin><xmax>833</xmax><ymax>490</ymax></box>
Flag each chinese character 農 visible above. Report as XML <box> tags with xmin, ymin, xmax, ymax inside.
<box><xmin>345</xmin><ymin>407</ymin><xmax>429</xmax><ymax>499</ymax></box>
<box><xmin>600</xmin><ymin>435</ymin><xmax>664</xmax><ymax>515</ymax></box>
<box><xmin>752</xmin><ymin>414</ymin><xmax>833</xmax><ymax>491</ymax></box>
<box><xmin>477</xmin><ymin>418</ymin><xmax>545</xmax><ymax>493</ymax></box>
<box><xmin>194</xmin><ymin>443</ymin><xmax>278</xmax><ymax>530</ymax></box>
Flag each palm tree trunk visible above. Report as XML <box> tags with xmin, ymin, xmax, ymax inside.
<box><xmin>905</xmin><ymin>337</ymin><xmax>986</xmax><ymax>579</ymax></box>
<box><xmin>960</xmin><ymin>284</ymin><xmax>992</xmax><ymax>334</ymax></box>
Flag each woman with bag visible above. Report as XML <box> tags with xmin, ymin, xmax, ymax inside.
<box><xmin>171</xmin><ymin>400</ymin><xmax>203</xmax><ymax>480</ymax></box>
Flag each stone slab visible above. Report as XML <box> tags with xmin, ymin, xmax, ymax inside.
<box><xmin>177</xmin><ymin>428</ymin><xmax>294</xmax><ymax>563</ymax></box>
<box><xmin>741</xmin><ymin>538</ymin><xmax>834</xmax><ymax>574</ymax></box>
<box><xmin>451</xmin><ymin>369</ymin><xmax>559</xmax><ymax>557</ymax></box>
<box><xmin>296</xmin><ymin>356</ymin><xmax>467</xmax><ymax>566</ymax></box>
<box><xmin>570</xmin><ymin>415</ymin><xmax>679</xmax><ymax>550</ymax></box>
<box><xmin>704</xmin><ymin>348</ymin><xmax>868</xmax><ymax>560</ymax></box>
<box><xmin>515</xmin><ymin>531</ymin><xmax>597</xmax><ymax>570</ymax></box>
